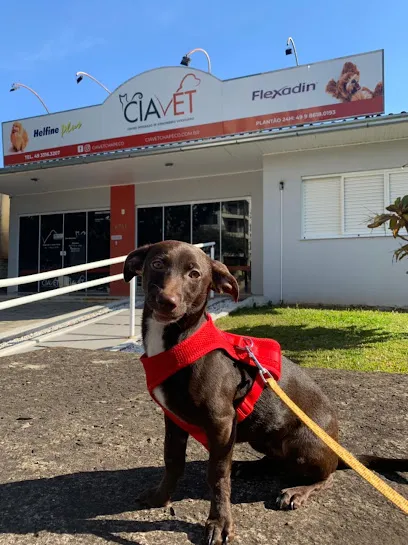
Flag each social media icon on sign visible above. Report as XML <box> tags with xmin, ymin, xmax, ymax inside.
<box><xmin>77</xmin><ymin>145</ymin><xmax>84</xmax><ymax>153</ymax></box>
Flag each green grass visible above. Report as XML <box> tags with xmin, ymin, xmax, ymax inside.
<box><xmin>217</xmin><ymin>305</ymin><xmax>408</xmax><ymax>373</ymax></box>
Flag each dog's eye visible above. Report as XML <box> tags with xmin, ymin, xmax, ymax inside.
<box><xmin>189</xmin><ymin>270</ymin><xmax>201</xmax><ymax>279</ymax></box>
<box><xmin>151</xmin><ymin>260</ymin><xmax>164</xmax><ymax>270</ymax></box>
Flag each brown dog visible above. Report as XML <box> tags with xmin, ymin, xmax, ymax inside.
<box><xmin>123</xmin><ymin>240</ymin><xmax>407</xmax><ymax>545</ymax></box>
<box><xmin>326</xmin><ymin>61</ymin><xmax>383</xmax><ymax>102</ymax></box>
<box><xmin>10</xmin><ymin>121</ymin><xmax>29</xmax><ymax>152</ymax></box>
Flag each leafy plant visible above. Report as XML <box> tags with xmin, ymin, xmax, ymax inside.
<box><xmin>368</xmin><ymin>195</ymin><xmax>408</xmax><ymax>264</ymax></box>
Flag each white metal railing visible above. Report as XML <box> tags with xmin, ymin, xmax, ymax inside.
<box><xmin>0</xmin><ymin>242</ymin><xmax>216</xmax><ymax>338</ymax></box>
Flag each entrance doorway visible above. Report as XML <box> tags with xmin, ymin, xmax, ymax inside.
<box><xmin>18</xmin><ymin>210</ymin><xmax>110</xmax><ymax>293</ymax></box>
<box><xmin>136</xmin><ymin>198</ymin><xmax>251</xmax><ymax>293</ymax></box>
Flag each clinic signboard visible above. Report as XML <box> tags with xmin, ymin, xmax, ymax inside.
<box><xmin>2</xmin><ymin>50</ymin><xmax>384</xmax><ymax>167</ymax></box>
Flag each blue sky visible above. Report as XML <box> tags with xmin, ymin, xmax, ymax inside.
<box><xmin>1</xmin><ymin>0</ymin><xmax>407</xmax><ymax>166</ymax></box>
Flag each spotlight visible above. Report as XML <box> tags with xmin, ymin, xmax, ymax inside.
<box><xmin>180</xmin><ymin>55</ymin><xmax>191</xmax><ymax>67</ymax></box>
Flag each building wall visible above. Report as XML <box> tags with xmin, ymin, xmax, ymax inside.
<box><xmin>263</xmin><ymin>140</ymin><xmax>408</xmax><ymax>308</ymax></box>
<box><xmin>0</xmin><ymin>194</ymin><xmax>10</xmax><ymax>277</ymax></box>
<box><xmin>8</xmin><ymin>170</ymin><xmax>263</xmax><ymax>294</ymax></box>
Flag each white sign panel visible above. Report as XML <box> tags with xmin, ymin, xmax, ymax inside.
<box><xmin>2</xmin><ymin>50</ymin><xmax>384</xmax><ymax>167</ymax></box>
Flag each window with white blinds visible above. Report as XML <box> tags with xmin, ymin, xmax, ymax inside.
<box><xmin>389</xmin><ymin>171</ymin><xmax>408</xmax><ymax>203</ymax></box>
<box><xmin>303</xmin><ymin>177</ymin><xmax>341</xmax><ymax>238</ymax></box>
<box><xmin>302</xmin><ymin>168</ymin><xmax>408</xmax><ymax>239</ymax></box>
<box><xmin>344</xmin><ymin>174</ymin><xmax>384</xmax><ymax>235</ymax></box>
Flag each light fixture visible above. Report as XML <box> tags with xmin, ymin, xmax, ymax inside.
<box><xmin>180</xmin><ymin>48</ymin><xmax>212</xmax><ymax>73</ymax></box>
<box><xmin>9</xmin><ymin>83</ymin><xmax>50</xmax><ymax>113</ymax></box>
<box><xmin>75</xmin><ymin>72</ymin><xmax>111</xmax><ymax>94</ymax></box>
<box><xmin>286</xmin><ymin>37</ymin><xmax>299</xmax><ymax>66</ymax></box>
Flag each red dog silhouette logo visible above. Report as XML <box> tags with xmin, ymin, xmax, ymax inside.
<box><xmin>120</xmin><ymin>73</ymin><xmax>201</xmax><ymax>123</ymax></box>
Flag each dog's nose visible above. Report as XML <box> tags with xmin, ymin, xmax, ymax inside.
<box><xmin>156</xmin><ymin>292</ymin><xmax>179</xmax><ymax>311</ymax></box>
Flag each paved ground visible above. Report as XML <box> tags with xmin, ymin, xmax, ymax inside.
<box><xmin>1</xmin><ymin>348</ymin><xmax>407</xmax><ymax>544</ymax></box>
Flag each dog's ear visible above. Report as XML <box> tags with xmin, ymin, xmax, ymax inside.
<box><xmin>123</xmin><ymin>245</ymin><xmax>151</xmax><ymax>282</ymax></box>
<box><xmin>325</xmin><ymin>78</ymin><xmax>338</xmax><ymax>97</ymax></box>
<box><xmin>342</xmin><ymin>61</ymin><xmax>358</xmax><ymax>75</ymax></box>
<box><xmin>210</xmin><ymin>260</ymin><xmax>239</xmax><ymax>302</ymax></box>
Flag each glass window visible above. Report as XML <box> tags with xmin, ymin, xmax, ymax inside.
<box><xmin>136</xmin><ymin>199</ymin><xmax>252</xmax><ymax>294</ymax></box>
<box><xmin>221</xmin><ymin>200</ymin><xmax>251</xmax><ymax>294</ymax></box>
<box><xmin>137</xmin><ymin>207</ymin><xmax>163</xmax><ymax>246</ymax></box>
<box><xmin>18</xmin><ymin>216</ymin><xmax>39</xmax><ymax>293</ymax></box>
<box><xmin>164</xmin><ymin>205</ymin><xmax>191</xmax><ymax>243</ymax></box>
<box><xmin>192</xmin><ymin>202</ymin><xmax>220</xmax><ymax>260</ymax></box>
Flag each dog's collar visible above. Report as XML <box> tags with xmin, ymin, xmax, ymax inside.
<box><xmin>140</xmin><ymin>314</ymin><xmax>281</xmax><ymax>449</ymax></box>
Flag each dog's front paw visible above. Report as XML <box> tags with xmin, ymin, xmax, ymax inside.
<box><xmin>204</xmin><ymin>517</ymin><xmax>234</xmax><ymax>545</ymax></box>
<box><xmin>138</xmin><ymin>486</ymin><xmax>171</xmax><ymax>508</ymax></box>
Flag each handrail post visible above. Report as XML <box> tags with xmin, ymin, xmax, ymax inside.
<box><xmin>129</xmin><ymin>277</ymin><xmax>136</xmax><ymax>338</ymax></box>
<box><xmin>210</xmin><ymin>244</ymin><xmax>215</xmax><ymax>299</ymax></box>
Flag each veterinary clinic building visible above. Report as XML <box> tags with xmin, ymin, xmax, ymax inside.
<box><xmin>1</xmin><ymin>49</ymin><xmax>407</xmax><ymax>308</ymax></box>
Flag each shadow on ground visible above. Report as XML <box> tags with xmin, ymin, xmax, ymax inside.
<box><xmin>225</xmin><ymin>323</ymin><xmax>407</xmax><ymax>353</ymax></box>
<box><xmin>0</xmin><ymin>462</ymin><xmax>294</xmax><ymax>545</ymax></box>
<box><xmin>1</xmin><ymin>454</ymin><xmax>407</xmax><ymax>544</ymax></box>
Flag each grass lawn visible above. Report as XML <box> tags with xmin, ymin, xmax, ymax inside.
<box><xmin>217</xmin><ymin>306</ymin><xmax>408</xmax><ymax>373</ymax></box>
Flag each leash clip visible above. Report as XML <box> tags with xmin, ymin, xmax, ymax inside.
<box><xmin>242</xmin><ymin>337</ymin><xmax>274</xmax><ymax>384</ymax></box>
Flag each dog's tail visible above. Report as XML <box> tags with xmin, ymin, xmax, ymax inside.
<box><xmin>337</xmin><ymin>454</ymin><xmax>408</xmax><ymax>472</ymax></box>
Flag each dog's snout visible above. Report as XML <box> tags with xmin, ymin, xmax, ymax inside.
<box><xmin>156</xmin><ymin>292</ymin><xmax>179</xmax><ymax>311</ymax></box>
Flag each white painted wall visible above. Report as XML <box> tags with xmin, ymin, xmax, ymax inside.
<box><xmin>0</xmin><ymin>194</ymin><xmax>10</xmax><ymax>260</ymax></box>
<box><xmin>9</xmin><ymin>170</ymin><xmax>263</xmax><ymax>294</ymax></box>
<box><xmin>263</xmin><ymin>140</ymin><xmax>408</xmax><ymax>308</ymax></box>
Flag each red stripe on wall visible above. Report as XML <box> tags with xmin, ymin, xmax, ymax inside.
<box><xmin>110</xmin><ymin>185</ymin><xmax>135</xmax><ymax>297</ymax></box>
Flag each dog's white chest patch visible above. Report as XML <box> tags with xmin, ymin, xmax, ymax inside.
<box><xmin>144</xmin><ymin>318</ymin><xmax>170</xmax><ymax>412</ymax></box>
<box><xmin>152</xmin><ymin>385</ymin><xmax>169</xmax><ymax>411</ymax></box>
<box><xmin>144</xmin><ymin>318</ymin><xmax>165</xmax><ymax>357</ymax></box>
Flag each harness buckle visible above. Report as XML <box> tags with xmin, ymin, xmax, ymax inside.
<box><xmin>242</xmin><ymin>337</ymin><xmax>274</xmax><ymax>385</ymax></box>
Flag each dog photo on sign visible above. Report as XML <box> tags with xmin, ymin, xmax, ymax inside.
<box><xmin>326</xmin><ymin>61</ymin><xmax>383</xmax><ymax>102</ymax></box>
<box><xmin>10</xmin><ymin>121</ymin><xmax>29</xmax><ymax>152</ymax></box>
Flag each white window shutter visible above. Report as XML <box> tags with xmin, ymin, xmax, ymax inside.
<box><xmin>303</xmin><ymin>177</ymin><xmax>341</xmax><ymax>238</ymax></box>
<box><xmin>344</xmin><ymin>174</ymin><xmax>384</xmax><ymax>235</ymax></box>
<box><xmin>389</xmin><ymin>171</ymin><xmax>408</xmax><ymax>203</ymax></box>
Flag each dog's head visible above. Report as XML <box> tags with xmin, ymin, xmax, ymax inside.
<box><xmin>326</xmin><ymin>62</ymin><xmax>361</xmax><ymax>101</ymax></box>
<box><xmin>123</xmin><ymin>241</ymin><xmax>239</xmax><ymax>324</ymax></box>
<box><xmin>11</xmin><ymin>122</ymin><xmax>23</xmax><ymax>135</ymax></box>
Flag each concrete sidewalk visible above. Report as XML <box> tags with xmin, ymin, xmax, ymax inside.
<box><xmin>0</xmin><ymin>295</ymin><xmax>242</xmax><ymax>356</ymax></box>
<box><xmin>38</xmin><ymin>308</ymin><xmax>143</xmax><ymax>351</ymax></box>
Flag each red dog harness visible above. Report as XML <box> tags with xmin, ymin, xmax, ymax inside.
<box><xmin>140</xmin><ymin>314</ymin><xmax>281</xmax><ymax>450</ymax></box>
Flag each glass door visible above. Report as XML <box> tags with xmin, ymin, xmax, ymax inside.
<box><xmin>63</xmin><ymin>212</ymin><xmax>87</xmax><ymax>286</ymax></box>
<box><xmin>18</xmin><ymin>215</ymin><xmax>40</xmax><ymax>293</ymax></box>
<box><xmin>39</xmin><ymin>214</ymin><xmax>63</xmax><ymax>291</ymax></box>
<box><xmin>87</xmin><ymin>211</ymin><xmax>110</xmax><ymax>292</ymax></box>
